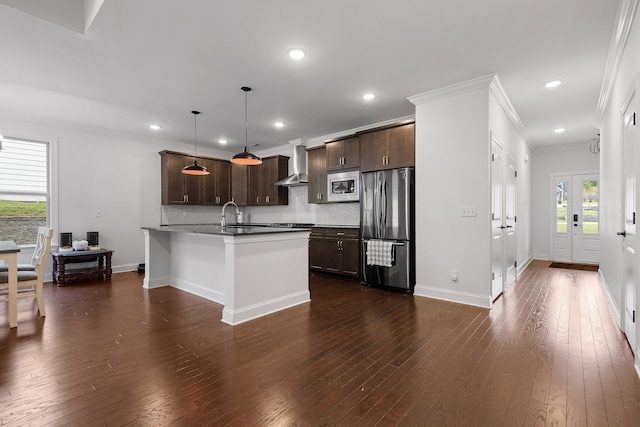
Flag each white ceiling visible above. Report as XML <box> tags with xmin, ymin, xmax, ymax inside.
<box><xmin>0</xmin><ymin>0</ymin><xmax>619</xmax><ymax>152</ymax></box>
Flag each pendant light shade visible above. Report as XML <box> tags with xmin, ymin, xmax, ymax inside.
<box><xmin>182</xmin><ymin>110</ymin><xmax>209</xmax><ymax>175</ymax></box>
<box><xmin>231</xmin><ymin>87</ymin><xmax>262</xmax><ymax>166</ymax></box>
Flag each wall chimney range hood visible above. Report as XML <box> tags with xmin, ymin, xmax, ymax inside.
<box><xmin>275</xmin><ymin>143</ymin><xmax>308</xmax><ymax>186</ymax></box>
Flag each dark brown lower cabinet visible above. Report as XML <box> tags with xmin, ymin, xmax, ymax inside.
<box><xmin>309</xmin><ymin>228</ymin><xmax>360</xmax><ymax>279</ymax></box>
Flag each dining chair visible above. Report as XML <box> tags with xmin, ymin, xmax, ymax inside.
<box><xmin>0</xmin><ymin>227</ymin><xmax>53</xmax><ymax>318</ymax></box>
<box><xmin>0</xmin><ymin>226</ymin><xmax>50</xmax><ymax>272</ymax></box>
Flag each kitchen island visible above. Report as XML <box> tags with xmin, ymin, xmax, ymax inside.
<box><xmin>142</xmin><ymin>224</ymin><xmax>310</xmax><ymax>325</ymax></box>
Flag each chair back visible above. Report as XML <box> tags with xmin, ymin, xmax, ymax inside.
<box><xmin>33</xmin><ymin>227</ymin><xmax>53</xmax><ymax>276</ymax></box>
<box><xmin>30</xmin><ymin>226</ymin><xmax>49</xmax><ymax>266</ymax></box>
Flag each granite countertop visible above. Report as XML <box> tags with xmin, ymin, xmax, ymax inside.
<box><xmin>142</xmin><ymin>224</ymin><xmax>312</xmax><ymax>236</ymax></box>
<box><xmin>312</xmin><ymin>224</ymin><xmax>360</xmax><ymax>229</ymax></box>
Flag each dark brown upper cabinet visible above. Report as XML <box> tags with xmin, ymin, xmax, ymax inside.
<box><xmin>358</xmin><ymin>122</ymin><xmax>415</xmax><ymax>172</ymax></box>
<box><xmin>307</xmin><ymin>146</ymin><xmax>327</xmax><ymax>204</ymax></box>
<box><xmin>326</xmin><ymin>136</ymin><xmax>359</xmax><ymax>171</ymax></box>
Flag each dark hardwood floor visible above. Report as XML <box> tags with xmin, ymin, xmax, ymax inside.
<box><xmin>1</xmin><ymin>260</ymin><xmax>639</xmax><ymax>426</ymax></box>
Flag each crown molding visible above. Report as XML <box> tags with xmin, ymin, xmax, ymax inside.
<box><xmin>407</xmin><ymin>74</ymin><xmax>495</xmax><ymax>105</ymax></box>
<box><xmin>489</xmin><ymin>75</ymin><xmax>527</xmax><ymax>140</ymax></box>
<box><xmin>303</xmin><ymin>115</ymin><xmax>415</xmax><ymax>149</ymax></box>
<box><xmin>595</xmin><ymin>0</ymin><xmax>639</xmax><ymax>122</ymax></box>
<box><xmin>407</xmin><ymin>74</ymin><xmax>527</xmax><ymax>144</ymax></box>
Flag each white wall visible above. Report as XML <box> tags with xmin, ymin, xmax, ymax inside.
<box><xmin>531</xmin><ymin>143</ymin><xmax>600</xmax><ymax>260</ymax></box>
<box><xmin>599</xmin><ymin>0</ymin><xmax>640</xmax><ymax>363</ymax></box>
<box><xmin>0</xmin><ymin>115</ymin><xmax>231</xmax><ymax>274</ymax></box>
<box><xmin>412</xmin><ymin>85</ymin><xmax>491</xmax><ymax>307</ymax></box>
<box><xmin>410</xmin><ymin>75</ymin><xmax>532</xmax><ymax>308</ymax></box>
<box><xmin>489</xmin><ymin>88</ymin><xmax>533</xmax><ymax>273</ymax></box>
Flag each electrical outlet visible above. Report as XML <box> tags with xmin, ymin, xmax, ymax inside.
<box><xmin>461</xmin><ymin>206</ymin><xmax>476</xmax><ymax>217</ymax></box>
<box><xmin>95</xmin><ymin>210</ymin><xmax>102</xmax><ymax>218</ymax></box>
<box><xmin>451</xmin><ymin>270</ymin><xmax>458</xmax><ymax>281</ymax></box>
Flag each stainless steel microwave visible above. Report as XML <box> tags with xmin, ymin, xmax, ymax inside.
<box><xmin>327</xmin><ymin>170</ymin><xmax>359</xmax><ymax>202</ymax></box>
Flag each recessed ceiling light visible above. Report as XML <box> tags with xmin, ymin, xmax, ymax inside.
<box><xmin>149</xmin><ymin>124</ymin><xmax>161</xmax><ymax>130</ymax></box>
<box><xmin>219</xmin><ymin>139</ymin><xmax>227</xmax><ymax>145</ymax></box>
<box><xmin>554</xmin><ymin>128</ymin><xmax>566</xmax><ymax>133</ymax></box>
<box><xmin>544</xmin><ymin>80</ymin><xmax>562</xmax><ymax>88</ymax></box>
<box><xmin>362</xmin><ymin>93</ymin><xmax>376</xmax><ymax>101</ymax></box>
<box><xmin>274</xmin><ymin>122</ymin><xmax>284</xmax><ymax>128</ymax></box>
<box><xmin>288</xmin><ymin>48</ymin><xmax>306</xmax><ymax>60</ymax></box>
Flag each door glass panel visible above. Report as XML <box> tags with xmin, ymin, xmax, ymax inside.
<box><xmin>582</xmin><ymin>180</ymin><xmax>599</xmax><ymax>234</ymax></box>
<box><xmin>556</xmin><ymin>181</ymin><xmax>567</xmax><ymax>233</ymax></box>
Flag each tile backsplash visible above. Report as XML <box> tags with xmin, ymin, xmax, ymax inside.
<box><xmin>161</xmin><ymin>186</ymin><xmax>360</xmax><ymax>226</ymax></box>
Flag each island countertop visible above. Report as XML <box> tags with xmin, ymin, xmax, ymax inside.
<box><xmin>142</xmin><ymin>224</ymin><xmax>310</xmax><ymax>236</ymax></box>
<box><xmin>142</xmin><ymin>224</ymin><xmax>311</xmax><ymax>326</ymax></box>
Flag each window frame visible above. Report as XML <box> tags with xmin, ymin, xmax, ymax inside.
<box><xmin>0</xmin><ymin>134</ymin><xmax>58</xmax><ymax>247</ymax></box>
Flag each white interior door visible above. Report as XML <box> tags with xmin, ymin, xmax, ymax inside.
<box><xmin>504</xmin><ymin>151</ymin><xmax>517</xmax><ymax>286</ymax></box>
<box><xmin>551</xmin><ymin>173</ymin><xmax>600</xmax><ymax>264</ymax></box>
<box><xmin>622</xmin><ymin>86</ymin><xmax>637</xmax><ymax>352</ymax></box>
<box><xmin>491</xmin><ymin>138</ymin><xmax>518</xmax><ymax>302</ymax></box>
<box><xmin>491</xmin><ymin>140</ymin><xmax>504</xmax><ymax>301</ymax></box>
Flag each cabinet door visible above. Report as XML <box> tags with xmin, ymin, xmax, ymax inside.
<box><xmin>162</xmin><ymin>152</ymin><xmax>202</xmax><ymax>205</ymax></box>
<box><xmin>264</xmin><ymin>156</ymin><xmax>289</xmax><ymax>205</ymax></box>
<box><xmin>326</xmin><ymin>140</ymin><xmax>345</xmax><ymax>171</ymax></box>
<box><xmin>200</xmin><ymin>158</ymin><xmax>218</xmax><ymax>205</ymax></box>
<box><xmin>183</xmin><ymin>158</ymin><xmax>202</xmax><ymax>205</ymax></box>
<box><xmin>340</xmin><ymin>239</ymin><xmax>361</xmax><ymax>277</ymax></box>
<box><xmin>386</xmin><ymin>123</ymin><xmax>415</xmax><ymax>169</ymax></box>
<box><xmin>162</xmin><ymin>153</ymin><xmax>188</xmax><ymax>204</ymax></box>
<box><xmin>231</xmin><ymin>163</ymin><xmax>249</xmax><ymax>206</ymax></box>
<box><xmin>323</xmin><ymin>237</ymin><xmax>341</xmax><ymax>273</ymax></box>
<box><xmin>326</xmin><ymin>137</ymin><xmax>359</xmax><ymax>171</ymax></box>
<box><xmin>342</xmin><ymin>137</ymin><xmax>360</xmax><ymax>169</ymax></box>
<box><xmin>307</xmin><ymin>147</ymin><xmax>327</xmax><ymax>204</ymax></box>
<box><xmin>248</xmin><ymin>163</ymin><xmax>263</xmax><ymax>206</ymax></box>
<box><xmin>215</xmin><ymin>161</ymin><xmax>231</xmax><ymax>204</ymax></box>
<box><xmin>359</xmin><ymin>131</ymin><xmax>387</xmax><ymax>172</ymax></box>
<box><xmin>309</xmin><ymin>231</ymin><xmax>325</xmax><ymax>271</ymax></box>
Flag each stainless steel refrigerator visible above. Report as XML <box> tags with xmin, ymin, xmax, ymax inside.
<box><xmin>360</xmin><ymin>167</ymin><xmax>415</xmax><ymax>292</ymax></box>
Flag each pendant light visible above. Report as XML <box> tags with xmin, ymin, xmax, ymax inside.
<box><xmin>182</xmin><ymin>110</ymin><xmax>209</xmax><ymax>175</ymax></box>
<box><xmin>231</xmin><ymin>87</ymin><xmax>262</xmax><ymax>165</ymax></box>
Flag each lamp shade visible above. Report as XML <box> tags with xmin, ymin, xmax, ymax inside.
<box><xmin>182</xmin><ymin>160</ymin><xmax>209</xmax><ymax>175</ymax></box>
<box><xmin>182</xmin><ymin>110</ymin><xmax>209</xmax><ymax>175</ymax></box>
<box><xmin>230</xmin><ymin>87</ymin><xmax>262</xmax><ymax>166</ymax></box>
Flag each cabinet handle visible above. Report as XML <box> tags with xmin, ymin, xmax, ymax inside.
<box><xmin>216</xmin><ymin>196</ymin><xmax>220</xmax><ymax>204</ymax></box>
<box><xmin>257</xmin><ymin>197</ymin><xmax>260</xmax><ymax>204</ymax></box>
<box><xmin>266</xmin><ymin>196</ymin><xmax>271</xmax><ymax>203</ymax></box>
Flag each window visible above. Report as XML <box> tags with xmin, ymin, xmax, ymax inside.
<box><xmin>0</xmin><ymin>137</ymin><xmax>49</xmax><ymax>245</ymax></box>
<box><xmin>556</xmin><ymin>181</ymin><xmax>567</xmax><ymax>233</ymax></box>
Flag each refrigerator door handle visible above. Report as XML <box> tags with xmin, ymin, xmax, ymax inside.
<box><xmin>381</xmin><ymin>179</ymin><xmax>387</xmax><ymax>237</ymax></box>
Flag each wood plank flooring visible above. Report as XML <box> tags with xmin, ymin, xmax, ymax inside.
<box><xmin>1</xmin><ymin>260</ymin><xmax>639</xmax><ymax>426</ymax></box>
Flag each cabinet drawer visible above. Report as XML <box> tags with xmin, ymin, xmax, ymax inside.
<box><xmin>324</xmin><ymin>229</ymin><xmax>359</xmax><ymax>239</ymax></box>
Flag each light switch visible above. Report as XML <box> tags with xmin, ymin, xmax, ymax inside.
<box><xmin>461</xmin><ymin>206</ymin><xmax>476</xmax><ymax>217</ymax></box>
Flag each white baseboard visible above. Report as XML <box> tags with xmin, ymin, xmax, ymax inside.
<box><xmin>517</xmin><ymin>256</ymin><xmax>533</xmax><ymax>276</ymax></box>
<box><xmin>598</xmin><ymin>269</ymin><xmax>621</xmax><ymax>329</ymax></box>
<box><xmin>413</xmin><ymin>284</ymin><xmax>491</xmax><ymax>309</ymax></box>
<box><xmin>222</xmin><ymin>291</ymin><xmax>311</xmax><ymax>325</ymax></box>
<box><xmin>533</xmin><ymin>253</ymin><xmax>550</xmax><ymax>261</ymax></box>
<box><xmin>170</xmin><ymin>278</ymin><xmax>225</xmax><ymax>305</ymax></box>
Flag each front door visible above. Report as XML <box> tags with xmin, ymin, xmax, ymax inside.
<box><xmin>552</xmin><ymin>173</ymin><xmax>600</xmax><ymax>263</ymax></box>
<box><xmin>622</xmin><ymin>84</ymin><xmax>637</xmax><ymax>352</ymax></box>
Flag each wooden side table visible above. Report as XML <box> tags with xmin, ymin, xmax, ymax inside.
<box><xmin>51</xmin><ymin>249</ymin><xmax>113</xmax><ymax>286</ymax></box>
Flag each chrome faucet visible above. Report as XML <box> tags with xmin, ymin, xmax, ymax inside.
<box><xmin>221</xmin><ymin>201</ymin><xmax>240</xmax><ymax>228</ymax></box>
